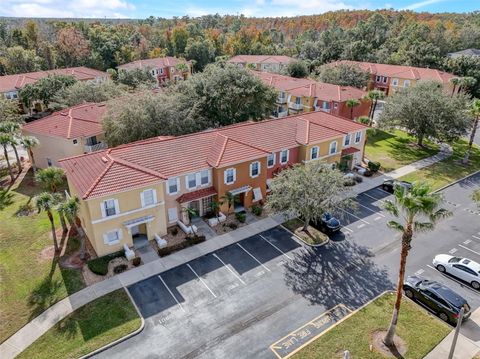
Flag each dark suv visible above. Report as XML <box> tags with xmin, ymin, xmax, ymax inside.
<box><xmin>382</xmin><ymin>179</ymin><xmax>412</xmax><ymax>193</ymax></box>
<box><xmin>403</xmin><ymin>276</ymin><xmax>471</xmax><ymax>324</ymax></box>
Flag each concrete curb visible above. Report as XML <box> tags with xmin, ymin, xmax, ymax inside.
<box><xmin>79</xmin><ymin>287</ymin><xmax>145</xmax><ymax>359</ymax></box>
<box><xmin>432</xmin><ymin>169</ymin><xmax>480</xmax><ymax>194</ymax></box>
<box><xmin>279</xmin><ymin>224</ymin><xmax>330</xmax><ymax>248</ymax></box>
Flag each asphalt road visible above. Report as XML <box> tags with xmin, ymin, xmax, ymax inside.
<box><xmin>96</xmin><ymin>173</ymin><xmax>480</xmax><ymax>359</ymax></box>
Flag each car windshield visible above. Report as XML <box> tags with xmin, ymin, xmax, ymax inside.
<box><xmin>448</xmin><ymin>257</ymin><xmax>462</xmax><ymax>264</ymax></box>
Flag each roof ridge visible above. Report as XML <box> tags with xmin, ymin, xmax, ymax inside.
<box><xmin>213</xmin><ymin>133</ymin><xmax>229</xmax><ymax>167</ymax></box>
<box><xmin>66</xmin><ymin>108</ymin><xmax>74</xmax><ymax>139</ymax></box>
<box><xmin>227</xmin><ymin>135</ymin><xmax>271</xmax><ymax>154</ymax></box>
<box><xmin>109</xmin><ymin>155</ymin><xmax>166</xmax><ymax>179</ymax></box>
<box><xmin>82</xmin><ymin>159</ymin><xmax>115</xmax><ymax>199</ymax></box>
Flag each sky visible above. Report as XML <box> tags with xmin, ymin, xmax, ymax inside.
<box><xmin>0</xmin><ymin>0</ymin><xmax>477</xmax><ymax>19</ymax></box>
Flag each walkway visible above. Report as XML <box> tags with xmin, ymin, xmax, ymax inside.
<box><xmin>0</xmin><ymin>151</ymin><xmax>451</xmax><ymax>359</ymax></box>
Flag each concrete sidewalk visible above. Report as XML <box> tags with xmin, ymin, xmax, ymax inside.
<box><xmin>424</xmin><ymin>308</ymin><xmax>480</xmax><ymax>359</ymax></box>
<box><xmin>0</xmin><ymin>151</ymin><xmax>451</xmax><ymax>359</ymax></box>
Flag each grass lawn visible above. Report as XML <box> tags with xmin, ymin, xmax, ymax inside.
<box><xmin>283</xmin><ymin>218</ymin><xmax>328</xmax><ymax>245</ymax></box>
<box><xmin>365</xmin><ymin>129</ymin><xmax>439</xmax><ymax>172</ymax></box>
<box><xmin>0</xmin><ymin>169</ymin><xmax>85</xmax><ymax>343</ymax></box>
<box><xmin>17</xmin><ymin>289</ymin><xmax>141</xmax><ymax>359</ymax></box>
<box><xmin>292</xmin><ymin>292</ymin><xmax>450</xmax><ymax>359</ymax></box>
<box><xmin>399</xmin><ymin>140</ymin><xmax>480</xmax><ymax>191</ymax></box>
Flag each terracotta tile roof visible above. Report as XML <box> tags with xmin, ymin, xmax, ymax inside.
<box><xmin>332</xmin><ymin>60</ymin><xmax>455</xmax><ymax>85</ymax></box>
<box><xmin>59</xmin><ymin>111</ymin><xmax>368</xmax><ymax>200</ymax></box>
<box><xmin>117</xmin><ymin>57</ymin><xmax>189</xmax><ymax>71</ymax></box>
<box><xmin>22</xmin><ymin>103</ymin><xmax>107</xmax><ymax>139</ymax></box>
<box><xmin>252</xmin><ymin>71</ymin><xmax>367</xmax><ymax>102</ymax></box>
<box><xmin>228</xmin><ymin>55</ymin><xmax>294</xmax><ymax>65</ymax></box>
<box><xmin>0</xmin><ymin>67</ymin><xmax>108</xmax><ymax>93</ymax></box>
<box><xmin>176</xmin><ymin>186</ymin><xmax>217</xmax><ymax>203</ymax></box>
<box><xmin>341</xmin><ymin>147</ymin><xmax>360</xmax><ymax>155</ymax></box>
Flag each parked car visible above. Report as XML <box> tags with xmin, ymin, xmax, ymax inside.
<box><xmin>403</xmin><ymin>276</ymin><xmax>471</xmax><ymax>323</ymax></box>
<box><xmin>433</xmin><ymin>255</ymin><xmax>480</xmax><ymax>289</ymax></box>
<box><xmin>316</xmin><ymin>213</ymin><xmax>341</xmax><ymax>233</ymax></box>
<box><xmin>382</xmin><ymin>179</ymin><xmax>412</xmax><ymax>193</ymax></box>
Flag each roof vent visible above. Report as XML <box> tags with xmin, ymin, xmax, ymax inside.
<box><xmin>101</xmin><ymin>156</ymin><xmax>109</xmax><ymax>163</ymax></box>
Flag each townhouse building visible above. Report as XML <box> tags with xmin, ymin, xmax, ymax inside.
<box><xmin>117</xmin><ymin>56</ymin><xmax>192</xmax><ymax>85</ymax></box>
<box><xmin>59</xmin><ymin>111</ymin><xmax>367</xmax><ymax>256</ymax></box>
<box><xmin>253</xmin><ymin>72</ymin><xmax>370</xmax><ymax>120</ymax></box>
<box><xmin>0</xmin><ymin>67</ymin><xmax>108</xmax><ymax>111</ymax></box>
<box><xmin>332</xmin><ymin>60</ymin><xmax>457</xmax><ymax>96</ymax></box>
<box><xmin>228</xmin><ymin>55</ymin><xmax>294</xmax><ymax>73</ymax></box>
<box><xmin>21</xmin><ymin>103</ymin><xmax>109</xmax><ymax>168</ymax></box>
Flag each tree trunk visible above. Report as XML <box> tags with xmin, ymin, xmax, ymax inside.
<box><xmin>451</xmin><ymin>85</ymin><xmax>456</xmax><ymax>97</ymax></box>
<box><xmin>384</xmin><ymin>229</ymin><xmax>411</xmax><ymax>346</ymax></box>
<box><xmin>417</xmin><ymin>134</ymin><xmax>424</xmax><ymax>147</ymax></box>
<box><xmin>12</xmin><ymin>144</ymin><xmax>21</xmax><ymax>173</ymax></box>
<box><xmin>28</xmin><ymin>148</ymin><xmax>37</xmax><ymax>174</ymax></box>
<box><xmin>369</xmin><ymin>100</ymin><xmax>378</xmax><ymax>127</ymax></box>
<box><xmin>59</xmin><ymin>212</ymin><xmax>68</xmax><ymax>233</ymax></box>
<box><xmin>302</xmin><ymin>217</ymin><xmax>310</xmax><ymax>232</ymax></box>
<box><xmin>3</xmin><ymin>146</ymin><xmax>14</xmax><ymax>182</ymax></box>
<box><xmin>74</xmin><ymin>216</ymin><xmax>87</xmax><ymax>260</ymax></box>
<box><xmin>463</xmin><ymin>117</ymin><xmax>479</xmax><ymax>165</ymax></box>
<box><xmin>48</xmin><ymin>211</ymin><xmax>59</xmax><ymax>253</ymax></box>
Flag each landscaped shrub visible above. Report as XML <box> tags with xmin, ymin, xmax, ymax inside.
<box><xmin>157</xmin><ymin>235</ymin><xmax>206</xmax><ymax>257</ymax></box>
<box><xmin>228</xmin><ymin>222</ymin><xmax>238</xmax><ymax>230</ymax></box>
<box><xmin>354</xmin><ymin>175</ymin><xmax>363</xmax><ymax>183</ymax></box>
<box><xmin>251</xmin><ymin>204</ymin><xmax>263</xmax><ymax>216</ymax></box>
<box><xmin>235</xmin><ymin>212</ymin><xmax>246</xmax><ymax>223</ymax></box>
<box><xmin>343</xmin><ymin>177</ymin><xmax>356</xmax><ymax>186</ymax></box>
<box><xmin>132</xmin><ymin>257</ymin><xmax>141</xmax><ymax>266</ymax></box>
<box><xmin>367</xmin><ymin>161</ymin><xmax>381</xmax><ymax>172</ymax></box>
<box><xmin>87</xmin><ymin>251</ymin><xmax>125</xmax><ymax>275</ymax></box>
<box><xmin>170</xmin><ymin>227</ymin><xmax>178</xmax><ymax>236</ymax></box>
<box><xmin>113</xmin><ymin>264</ymin><xmax>128</xmax><ymax>274</ymax></box>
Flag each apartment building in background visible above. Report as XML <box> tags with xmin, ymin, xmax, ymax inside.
<box><xmin>252</xmin><ymin>71</ymin><xmax>370</xmax><ymax>120</ymax></box>
<box><xmin>228</xmin><ymin>55</ymin><xmax>294</xmax><ymax>73</ymax></box>
<box><xmin>59</xmin><ymin>111</ymin><xmax>367</xmax><ymax>256</ymax></box>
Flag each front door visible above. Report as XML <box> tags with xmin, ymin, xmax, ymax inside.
<box><xmin>189</xmin><ymin>200</ymin><xmax>200</xmax><ymax>217</ymax></box>
<box><xmin>131</xmin><ymin>224</ymin><xmax>140</xmax><ymax>237</ymax></box>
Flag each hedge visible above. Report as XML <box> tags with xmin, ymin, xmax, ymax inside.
<box><xmin>87</xmin><ymin>251</ymin><xmax>125</xmax><ymax>276</ymax></box>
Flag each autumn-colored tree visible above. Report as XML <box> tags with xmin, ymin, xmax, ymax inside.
<box><xmin>56</xmin><ymin>27</ymin><xmax>90</xmax><ymax>67</ymax></box>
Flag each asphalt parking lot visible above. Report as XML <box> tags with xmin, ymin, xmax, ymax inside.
<box><xmin>97</xmin><ymin>173</ymin><xmax>480</xmax><ymax>359</ymax></box>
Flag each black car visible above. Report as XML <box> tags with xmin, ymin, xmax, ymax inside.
<box><xmin>382</xmin><ymin>179</ymin><xmax>412</xmax><ymax>193</ymax></box>
<box><xmin>403</xmin><ymin>276</ymin><xmax>471</xmax><ymax>324</ymax></box>
<box><xmin>317</xmin><ymin>213</ymin><xmax>341</xmax><ymax>233</ymax></box>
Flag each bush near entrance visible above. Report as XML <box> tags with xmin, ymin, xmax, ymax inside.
<box><xmin>87</xmin><ymin>251</ymin><xmax>125</xmax><ymax>276</ymax></box>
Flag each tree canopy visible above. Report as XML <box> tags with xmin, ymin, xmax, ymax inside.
<box><xmin>315</xmin><ymin>63</ymin><xmax>370</xmax><ymax>88</ymax></box>
<box><xmin>282</xmin><ymin>60</ymin><xmax>309</xmax><ymax>78</ymax></box>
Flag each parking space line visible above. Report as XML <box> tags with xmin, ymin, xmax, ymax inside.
<box><xmin>458</xmin><ymin>244</ymin><xmax>480</xmax><ymax>256</ymax></box>
<box><xmin>375</xmin><ymin>187</ymin><xmax>394</xmax><ymax>196</ymax></box>
<box><xmin>342</xmin><ymin>226</ymin><xmax>354</xmax><ymax>233</ymax></box>
<box><xmin>426</xmin><ymin>265</ymin><xmax>479</xmax><ymax>294</ymax></box>
<box><xmin>356</xmin><ymin>202</ymin><xmax>386</xmax><ymax>217</ymax></box>
<box><xmin>464</xmin><ymin>239</ymin><xmax>472</xmax><ymax>245</ymax></box>
<box><xmin>336</xmin><ymin>207</ymin><xmax>370</xmax><ymax>225</ymax></box>
<box><xmin>449</xmin><ymin>248</ymin><xmax>458</xmax><ymax>254</ymax></box>
<box><xmin>236</xmin><ymin>243</ymin><xmax>271</xmax><ymax>272</ymax></box>
<box><xmin>212</xmin><ymin>253</ymin><xmax>246</xmax><ymax>285</ymax></box>
<box><xmin>360</xmin><ymin>192</ymin><xmax>385</xmax><ymax>203</ymax></box>
<box><xmin>259</xmin><ymin>234</ymin><xmax>293</xmax><ymax>260</ymax></box>
<box><xmin>472</xmin><ymin>235</ymin><xmax>480</xmax><ymax>241</ymax></box>
<box><xmin>186</xmin><ymin>263</ymin><xmax>217</xmax><ymax>298</ymax></box>
<box><xmin>157</xmin><ymin>275</ymin><xmax>187</xmax><ymax>313</ymax></box>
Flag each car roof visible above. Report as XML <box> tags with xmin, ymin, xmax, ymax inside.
<box><xmin>428</xmin><ymin>282</ymin><xmax>467</xmax><ymax>308</ymax></box>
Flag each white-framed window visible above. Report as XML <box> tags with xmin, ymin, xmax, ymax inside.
<box><xmin>267</xmin><ymin>153</ymin><xmax>275</xmax><ymax>168</ymax></box>
<box><xmin>376</xmin><ymin>75</ymin><xmax>381</xmax><ymax>82</ymax></box>
<box><xmin>278</xmin><ymin>91</ymin><xmax>286</xmax><ymax>99</ymax></box>
<box><xmin>329</xmin><ymin>141</ymin><xmax>338</xmax><ymax>155</ymax></box>
<box><xmin>224</xmin><ymin>168</ymin><xmax>236</xmax><ymax>185</ymax></box>
<box><xmin>404</xmin><ymin>80</ymin><xmax>411</xmax><ymax>87</ymax></box>
<box><xmin>72</xmin><ymin>139</ymin><xmax>78</xmax><ymax>145</ymax></box>
<box><xmin>344</xmin><ymin>134</ymin><xmax>351</xmax><ymax>146</ymax></box>
<box><xmin>168</xmin><ymin>207</ymin><xmax>178</xmax><ymax>222</ymax></box>
<box><xmin>141</xmin><ymin>189</ymin><xmax>157</xmax><ymax>207</ymax></box>
<box><xmin>355</xmin><ymin>131</ymin><xmax>362</xmax><ymax>143</ymax></box>
<box><xmin>392</xmin><ymin>78</ymin><xmax>399</xmax><ymax>86</ymax></box>
<box><xmin>382</xmin><ymin>76</ymin><xmax>388</xmax><ymax>84</ymax></box>
<box><xmin>295</xmin><ymin>97</ymin><xmax>301</xmax><ymax>104</ymax></box>
<box><xmin>280</xmin><ymin>149</ymin><xmax>289</xmax><ymax>164</ymax></box>
<box><xmin>167</xmin><ymin>177</ymin><xmax>180</xmax><ymax>195</ymax></box>
<box><xmin>200</xmin><ymin>169</ymin><xmax>209</xmax><ymax>186</ymax></box>
<box><xmin>310</xmin><ymin>146</ymin><xmax>319</xmax><ymax>160</ymax></box>
<box><xmin>103</xmin><ymin>229</ymin><xmax>122</xmax><ymax>245</ymax></box>
<box><xmin>250</xmin><ymin>161</ymin><xmax>260</xmax><ymax>178</ymax></box>
<box><xmin>101</xmin><ymin>199</ymin><xmax>119</xmax><ymax>218</ymax></box>
<box><xmin>186</xmin><ymin>173</ymin><xmax>197</xmax><ymax>189</ymax></box>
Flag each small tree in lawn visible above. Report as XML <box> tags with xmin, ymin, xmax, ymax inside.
<box><xmin>20</xmin><ymin>136</ymin><xmax>39</xmax><ymax>173</ymax></box>
<box><xmin>383</xmin><ymin>182</ymin><xmax>451</xmax><ymax>347</ymax></box>
<box><xmin>365</xmin><ymin>90</ymin><xmax>385</xmax><ymax>126</ymax></box>
<box><xmin>35</xmin><ymin>167</ymin><xmax>65</xmax><ymax>193</ymax></box>
<box><xmin>346</xmin><ymin>98</ymin><xmax>360</xmax><ymax>120</ymax></box>
<box><xmin>35</xmin><ymin>192</ymin><xmax>59</xmax><ymax>253</ymax></box>
<box><xmin>181</xmin><ymin>206</ymin><xmax>198</xmax><ymax>236</ymax></box>
<box><xmin>0</xmin><ymin>121</ymin><xmax>22</xmax><ymax>172</ymax></box>
<box><xmin>266</xmin><ymin>162</ymin><xmax>351</xmax><ymax>233</ymax></box>
<box><xmin>55</xmin><ymin>197</ymin><xmax>69</xmax><ymax>234</ymax></box>
<box><xmin>63</xmin><ymin>196</ymin><xmax>88</xmax><ymax>260</ymax></box>
<box><xmin>463</xmin><ymin>99</ymin><xmax>480</xmax><ymax>164</ymax></box>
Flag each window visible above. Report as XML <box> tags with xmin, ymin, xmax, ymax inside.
<box><xmin>200</xmin><ymin>170</ymin><xmax>209</xmax><ymax>186</ymax></box>
<box><xmin>278</xmin><ymin>91</ymin><xmax>285</xmax><ymax>99</ymax></box>
<box><xmin>224</xmin><ymin>168</ymin><xmax>236</xmax><ymax>185</ymax></box>
<box><xmin>253</xmin><ymin>187</ymin><xmax>263</xmax><ymax>202</ymax></box>
<box><xmin>295</xmin><ymin>97</ymin><xmax>301</xmax><ymax>104</ymax></box>
<box><xmin>141</xmin><ymin>189</ymin><xmax>156</xmax><ymax>207</ymax></box>
<box><xmin>168</xmin><ymin>177</ymin><xmax>179</xmax><ymax>195</ymax></box>
<box><xmin>392</xmin><ymin>78</ymin><xmax>399</xmax><ymax>86</ymax></box>
<box><xmin>72</xmin><ymin>139</ymin><xmax>78</xmax><ymax>145</ymax></box>
<box><xmin>310</xmin><ymin>146</ymin><xmax>319</xmax><ymax>160</ymax></box>
<box><xmin>355</xmin><ymin>131</ymin><xmax>362</xmax><ymax>143</ymax></box>
<box><xmin>376</xmin><ymin>75</ymin><xmax>381</xmax><ymax>82</ymax></box>
<box><xmin>267</xmin><ymin>153</ymin><xmax>275</xmax><ymax>168</ymax></box>
<box><xmin>280</xmin><ymin>150</ymin><xmax>289</xmax><ymax>164</ymax></box>
<box><xmin>333</xmin><ymin>103</ymin><xmax>338</xmax><ymax>109</ymax></box>
<box><xmin>329</xmin><ymin>141</ymin><xmax>337</xmax><ymax>155</ymax></box>
<box><xmin>168</xmin><ymin>207</ymin><xmax>178</xmax><ymax>222</ymax></box>
<box><xmin>453</xmin><ymin>265</ymin><xmax>477</xmax><ymax>276</ymax></box>
<box><xmin>159</xmin><ymin>68</ymin><xmax>164</xmax><ymax>75</ymax></box>
<box><xmin>151</xmin><ymin>69</ymin><xmax>156</xmax><ymax>76</ymax></box>
<box><xmin>186</xmin><ymin>173</ymin><xmax>197</xmax><ymax>189</ymax></box>
<box><xmin>344</xmin><ymin>134</ymin><xmax>351</xmax><ymax>146</ymax></box>
<box><xmin>250</xmin><ymin>161</ymin><xmax>260</xmax><ymax>178</ymax></box>
<box><xmin>382</xmin><ymin>76</ymin><xmax>388</xmax><ymax>84</ymax></box>
<box><xmin>103</xmin><ymin>229</ymin><xmax>122</xmax><ymax>245</ymax></box>
<box><xmin>102</xmin><ymin>199</ymin><xmax>118</xmax><ymax>217</ymax></box>
<box><xmin>404</xmin><ymin>80</ymin><xmax>411</xmax><ymax>87</ymax></box>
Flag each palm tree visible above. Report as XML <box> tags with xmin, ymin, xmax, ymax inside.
<box><xmin>365</xmin><ymin>90</ymin><xmax>385</xmax><ymax>126</ymax></box>
<box><xmin>220</xmin><ymin>192</ymin><xmax>239</xmax><ymax>214</ymax></box>
<box><xmin>450</xmin><ymin>77</ymin><xmax>460</xmax><ymax>96</ymax></box>
<box><xmin>63</xmin><ymin>196</ymin><xmax>87</xmax><ymax>260</ymax></box>
<box><xmin>383</xmin><ymin>182</ymin><xmax>451</xmax><ymax>347</ymax></box>
<box><xmin>35</xmin><ymin>167</ymin><xmax>65</xmax><ymax>192</ymax></box>
<box><xmin>20</xmin><ymin>136</ymin><xmax>39</xmax><ymax>173</ymax></box>
<box><xmin>0</xmin><ymin>133</ymin><xmax>14</xmax><ymax>182</ymax></box>
<box><xmin>181</xmin><ymin>206</ymin><xmax>198</xmax><ymax>235</ymax></box>
<box><xmin>346</xmin><ymin>99</ymin><xmax>360</xmax><ymax>120</ymax></box>
<box><xmin>35</xmin><ymin>192</ymin><xmax>59</xmax><ymax>253</ymax></box>
<box><xmin>0</xmin><ymin>122</ymin><xmax>22</xmax><ymax>172</ymax></box>
<box><xmin>458</xmin><ymin>77</ymin><xmax>477</xmax><ymax>95</ymax></box>
<box><xmin>210</xmin><ymin>200</ymin><xmax>221</xmax><ymax>223</ymax></box>
<box><xmin>463</xmin><ymin>99</ymin><xmax>480</xmax><ymax>164</ymax></box>
<box><xmin>55</xmin><ymin>199</ymin><xmax>69</xmax><ymax>234</ymax></box>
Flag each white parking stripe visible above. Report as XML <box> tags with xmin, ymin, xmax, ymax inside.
<box><xmin>186</xmin><ymin>263</ymin><xmax>217</xmax><ymax>298</ymax></box>
<box><xmin>375</xmin><ymin>187</ymin><xmax>394</xmax><ymax>196</ymax></box>
<box><xmin>464</xmin><ymin>239</ymin><xmax>472</xmax><ymax>245</ymax></box>
<box><xmin>426</xmin><ymin>265</ymin><xmax>479</xmax><ymax>294</ymax></box>
<box><xmin>212</xmin><ymin>253</ymin><xmax>246</xmax><ymax>285</ymax></box>
<box><xmin>472</xmin><ymin>235</ymin><xmax>480</xmax><ymax>241</ymax></box>
<box><xmin>360</xmin><ymin>192</ymin><xmax>385</xmax><ymax>203</ymax></box>
<box><xmin>259</xmin><ymin>234</ymin><xmax>293</xmax><ymax>260</ymax></box>
<box><xmin>356</xmin><ymin>202</ymin><xmax>386</xmax><ymax>217</ymax></box>
<box><xmin>236</xmin><ymin>243</ymin><xmax>271</xmax><ymax>272</ymax></box>
<box><xmin>158</xmin><ymin>275</ymin><xmax>186</xmax><ymax>313</ymax></box>
<box><xmin>449</xmin><ymin>248</ymin><xmax>458</xmax><ymax>254</ymax></box>
<box><xmin>458</xmin><ymin>244</ymin><xmax>480</xmax><ymax>257</ymax></box>
<box><xmin>337</xmin><ymin>207</ymin><xmax>370</xmax><ymax>225</ymax></box>
<box><xmin>342</xmin><ymin>226</ymin><xmax>354</xmax><ymax>233</ymax></box>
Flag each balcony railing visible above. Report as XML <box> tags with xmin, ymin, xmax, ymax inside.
<box><xmin>314</xmin><ymin>106</ymin><xmax>331</xmax><ymax>113</ymax></box>
<box><xmin>277</xmin><ymin>96</ymin><xmax>287</xmax><ymax>104</ymax></box>
<box><xmin>288</xmin><ymin>102</ymin><xmax>303</xmax><ymax>110</ymax></box>
<box><xmin>84</xmin><ymin>142</ymin><xmax>107</xmax><ymax>153</ymax></box>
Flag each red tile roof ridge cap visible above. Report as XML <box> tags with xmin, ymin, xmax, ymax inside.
<box><xmin>227</xmin><ymin>135</ymin><xmax>271</xmax><ymax>154</ymax></box>
<box><xmin>58</xmin><ymin>149</ymin><xmax>107</xmax><ymax>163</ymax></box>
<box><xmin>82</xmin><ymin>160</ymin><xmax>115</xmax><ymax>199</ymax></box>
<box><xmin>66</xmin><ymin>108</ymin><xmax>74</xmax><ymax>139</ymax></box>
<box><xmin>108</xmin><ymin>155</ymin><xmax>167</xmax><ymax>180</ymax></box>
<box><xmin>295</xmin><ymin>117</ymin><xmax>310</xmax><ymax>144</ymax></box>
<box><xmin>211</xmin><ymin>133</ymin><xmax>229</xmax><ymax>167</ymax></box>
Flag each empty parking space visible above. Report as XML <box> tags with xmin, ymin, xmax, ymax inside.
<box><xmin>239</xmin><ymin>234</ymin><xmax>288</xmax><ymax>268</ymax></box>
<box><xmin>215</xmin><ymin>243</ymin><xmax>266</xmax><ymax>281</ymax></box>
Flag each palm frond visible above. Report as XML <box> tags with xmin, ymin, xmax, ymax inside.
<box><xmin>387</xmin><ymin>220</ymin><xmax>404</xmax><ymax>232</ymax></box>
<box><xmin>413</xmin><ymin>221</ymin><xmax>435</xmax><ymax>232</ymax></box>
<box><xmin>383</xmin><ymin>200</ymin><xmax>399</xmax><ymax>217</ymax></box>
